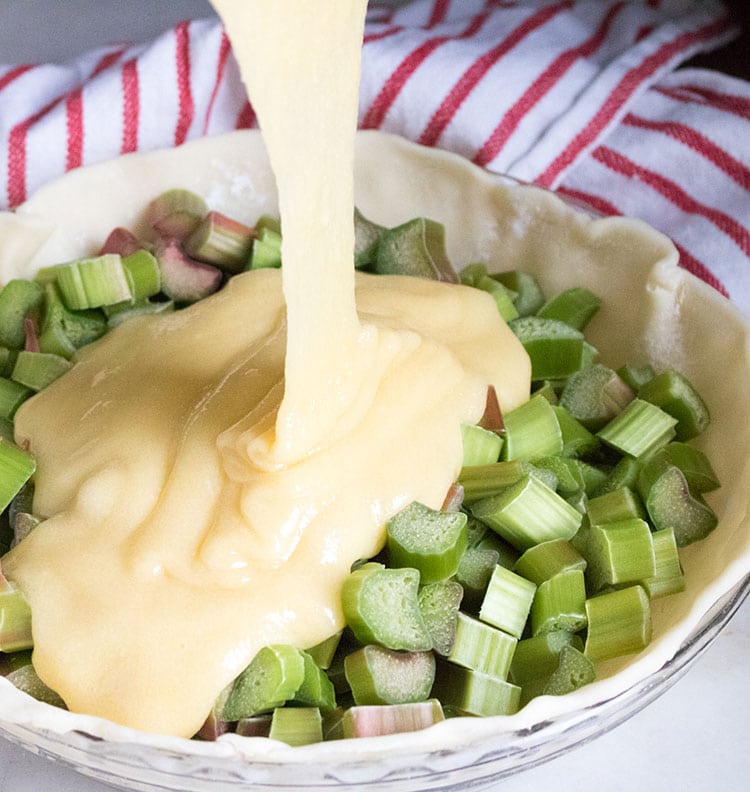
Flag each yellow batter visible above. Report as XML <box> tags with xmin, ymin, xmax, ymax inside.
<box><xmin>2</xmin><ymin>0</ymin><xmax>530</xmax><ymax>737</ymax></box>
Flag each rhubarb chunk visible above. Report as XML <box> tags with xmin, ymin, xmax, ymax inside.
<box><xmin>154</xmin><ymin>238</ymin><xmax>223</xmax><ymax>303</ymax></box>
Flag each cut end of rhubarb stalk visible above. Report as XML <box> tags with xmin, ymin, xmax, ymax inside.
<box><xmin>144</xmin><ymin>189</ymin><xmax>208</xmax><ymax>240</ymax></box>
<box><xmin>98</xmin><ymin>227</ymin><xmax>142</xmax><ymax>257</ymax></box>
<box><xmin>479</xmin><ymin>385</ymin><xmax>504</xmax><ymax>433</ymax></box>
<box><xmin>154</xmin><ymin>238</ymin><xmax>223</xmax><ymax>303</ymax></box>
<box><xmin>183</xmin><ymin>211</ymin><xmax>255</xmax><ymax>273</ymax></box>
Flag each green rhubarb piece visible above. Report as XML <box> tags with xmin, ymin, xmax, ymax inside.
<box><xmin>325</xmin><ymin>631</ymin><xmax>360</xmax><ymax>697</ymax></box>
<box><xmin>122</xmin><ymin>249</ymin><xmax>161</xmax><ymax>300</ymax></box>
<box><xmin>542</xmin><ymin>644</ymin><xmax>596</xmax><ymax>696</ymax></box>
<box><xmin>432</xmin><ymin>661</ymin><xmax>521</xmax><ymax>717</ymax></box>
<box><xmin>458</xmin><ymin>460</ymin><xmax>535</xmax><ymax>504</ymax></box>
<box><xmin>584</xmin><ymin>585</ymin><xmax>652</xmax><ymax>663</ymax></box>
<box><xmin>222</xmin><ymin>645</ymin><xmax>306</xmax><ymax>721</ymax></box>
<box><xmin>565</xmin><ymin>489</ymin><xmax>588</xmax><ymax>516</ymax></box>
<box><xmin>143</xmin><ymin>188</ymin><xmax>207</xmax><ymax>238</ymax></box>
<box><xmin>559</xmin><ymin>364</ymin><xmax>635</xmax><ymax>431</ymax></box>
<box><xmin>11</xmin><ymin>351</ymin><xmax>72</xmax><ymax>391</ymax></box>
<box><xmin>570</xmin><ymin>522</ymin><xmax>591</xmax><ymax>558</ymax></box>
<box><xmin>461</xmin><ymin>423</ymin><xmax>503</xmax><ymax>467</ymax></box>
<box><xmin>530</xmin><ymin>568</ymin><xmax>587</xmax><ymax>636</ymax></box>
<box><xmin>470</xmin><ymin>474</ymin><xmax>583</xmax><ymax>551</ymax></box>
<box><xmin>0</xmin><ymin>581</ymin><xmax>33</xmax><ymax>652</ymax></box>
<box><xmin>0</xmin><ymin>377</ymin><xmax>32</xmax><ymax>420</ymax></box>
<box><xmin>552</xmin><ymin>405</ymin><xmax>600</xmax><ymax>458</ymax></box>
<box><xmin>646</xmin><ymin>442</ymin><xmax>719</xmax><ymax>493</ymax></box>
<box><xmin>269</xmin><ymin>707</ymin><xmax>323</xmax><ymax>746</ymax></box>
<box><xmin>455</xmin><ymin>545</ymin><xmax>501</xmax><ymax>611</ymax></box>
<box><xmin>637</xmin><ymin>462</ymin><xmax>717</xmax><ymax>546</ymax></box>
<box><xmin>533</xmin><ymin>380</ymin><xmax>559</xmax><ymax>405</ymax></box>
<box><xmin>341</xmin><ymin>700</ymin><xmax>445</xmax><ymax>738</ymax></box>
<box><xmin>616</xmin><ymin>362</ymin><xmax>655</xmax><ymax>392</ymax></box>
<box><xmin>537</xmin><ymin>287</ymin><xmax>601</xmax><ymax>331</ymax></box>
<box><xmin>455</xmin><ymin>529</ymin><xmax>522</xmax><ymax>609</ymax></box>
<box><xmin>533</xmin><ymin>456</ymin><xmax>585</xmax><ymax>496</ymax></box>
<box><xmin>509</xmin><ymin>630</ymin><xmax>581</xmax><ymax>699</ymax></box>
<box><xmin>0</xmin><ymin>438</ymin><xmax>36</xmax><ymax>514</ymax></box>
<box><xmin>580</xmin><ymin>340</ymin><xmax>599</xmax><ymax>368</ymax></box>
<box><xmin>478</xmin><ymin>564</ymin><xmax>536</xmax><ymax>639</ymax></box>
<box><xmin>104</xmin><ymin>298</ymin><xmax>175</xmax><ymax>329</ymax></box>
<box><xmin>514</xmin><ymin>538</ymin><xmax>586</xmax><ymax>585</ymax></box>
<box><xmin>184</xmin><ymin>211</ymin><xmax>255</xmax><ymax>273</ymax></box>
<box><xmin>637</xmin><ymin>369</ymin><xmax>709</xmax><ymax>441</ymax></box>
<box><xmin>254</xmin><ymin>214</ymin><xmax>281</xmax><ymax>235</ymax></box>
<box><xmin>591</xmin><ymin>455</ymin><xmax>642</xmax><ymax>497</ymax></box>
<box><xmin>292</xmin><ymin>651</ymin><xmax>336</xmax><ymax>711</ymax></box>
<box><xmin>508</xmin><ymin>316</ymin><xmax>584</xmax><ymax>381</ymax></box>
<box><xmin>584</xmin><ymin>518</ymin><xmax>656</xmax><ymax>592</ymax></box>
<box><xmin>0</xmin><ymin>279</ymin><xmax>44</xmax><ymax>350</ymax></box>
<box><xmin>447</xmin><ymin>612</ymin><xmax>517</xmax><ymax>679</ymax></box>
<box><xmin>586</xmin><ymin>486</ymin><xmax>646</xmax><ymax>526</ymax></box>
<box><xmin>418</xmin><ymin>580</ymin><xmax>463</xmax><ymax>656</ymax></box>
<box><xmin>6</xmin><ymin>664</ymin><xmax>66</xmax><ymax>708</ymax></box>
<box><xmin>473</xmin><ymin>275</ymin><xmax>519</xmax><ymax>322</ymax></box>
<box><xmin>465</xmin><ymin>512</ymin><xmax>489</xmax><ymax>548</ymax></box>
<box><xmin>474</xmin><ymin>521</ymin><xmax>521</xmax><ymax>568</ymax></box>
<box><xmin>354</xmin><ymin>207</ymin><xmax>385</xmax><ymax>270</ymax></box>
<box><xmin>493</xmin><ymin>270</ymin><xmax>545</xmax><ymax>316</ymax></box>
<box><xmin>502</xmin><ymin>393</ymin><xmax>563</xmax><ymax>461</ymax></box>
<box><xmin>56</xmin><ymin>254</ymin><xmax>132</xmax><ymax>310</ymax></box>
<box><xmin>32</xmin><ymin>266</ymin><xmax>61</xmax><ymax>285</ymax></box>
<box><xmin>0</xmin><ymin>347</ymin><xmax>16</xmax><ymax>379</ymax></box>
<box><xmin>0</xmin><ymin>416</ymin><xmax>14</xmax><ymax>442</ymax></box>
<box><xmin>341</xmin><ymin>564</ymin><xmax>431</xmax><ymax>651</ymax></box>
<box><xmin>597</xmin><ymin>398</ymin><xmax>677</xmax><ymax>458</ymax></box>
<box><xmin>643</xmin><ymin>528</ymin><xmax>685</xmax><ymax>598</ymax></box>
<box><xmin>306</xmin><ymin>632</ymin><xmax>342</xmax><ymax>670</ymax></box>
<box><xmin>247</xmin><ymin>226</ymin><xmax>282</xmax><ymax>270</ymax></box>
<box><xmin>38</xmin><ymin>282</ymin><xmax>107</xmax><ymax>359</ymax></box>
<box><xmin>386</xmin><ymin>501</ymin><xmax>467</xmax><ymax>584</ymax></box>
<box><xmin>321</xmin><ymin>707</ymin><xmax>346</xmax><ymax>741</ymax></box>
<box><xmin>463</xmin><ymin>265</ymin><xmax>518</xmax><ymax>306</ymax></box>
<box><xmin>460</xmin><ymin>262</ymin><xmax>490</xmax><ymax>287</ymax></box>
<box><xmin>568</xmin><ymin>459</ymin><xmax>608</xmax><ymax>497</ymax></box>
<box><xmin>344</xmin><ymin>645</ymin><xmax>435</xmax><ymax>706</ymax></box>
<box><xmin>374</xmin><ymin>217</ymin><xmax>458</xmax><ymax>282</ymax></box>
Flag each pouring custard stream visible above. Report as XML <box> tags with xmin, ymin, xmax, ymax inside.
<box><xmin>2</xmin><ymin>0</ymin><xmax>530</xmax><ymax>738</ymax></box>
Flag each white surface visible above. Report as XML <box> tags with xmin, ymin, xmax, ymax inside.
<box><xmin>0</xmin><ymin>3</ymin><xmax>748</xmax><ymax>791</ymax></box>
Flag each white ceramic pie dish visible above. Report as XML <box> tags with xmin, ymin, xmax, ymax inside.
<box><xmin>0</xmin><ymin>130</ymin><xmax>748</xmax><ymax>791</ymax></box>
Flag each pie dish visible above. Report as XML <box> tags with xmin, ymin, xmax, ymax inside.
<box><xmin>0</xmin><ymin>130</ymin><xmax>747</xmax><ymax>791</ymax></box>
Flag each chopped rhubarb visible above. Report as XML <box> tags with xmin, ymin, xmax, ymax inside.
<box><xmin>479</xmin><ymin>385</ymin><xmax>504</xmax><ymax>433</ymax></box>
<box><xmin>154</xmin><ymin>238</ymin><xmax>223</xmax><ymax>303</ymax></box>
<box><xmin>144</xmin><ymin>189</ymin><xmax>208</xmax><ymax>240</ymax></box>
<box><xmin>23</xmin><ymin>317</ymin><xmax>39</xmax><ymax>353</ymax></box>
<box><xmin>98</xmin><ymin>227</ymin><xmax>142</xmax><ymax>257</ymax></box>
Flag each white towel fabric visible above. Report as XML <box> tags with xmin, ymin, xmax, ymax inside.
<box><xmin>1</xmin><ymin>0</ymin><xmax>748</xmax><ymax>313</ymax></box>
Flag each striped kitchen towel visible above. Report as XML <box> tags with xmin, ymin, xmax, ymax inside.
<box><xmin>0</xmin><ymin>0</ymin><xmax>748</xmax><ymax>313</ymax></box>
